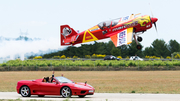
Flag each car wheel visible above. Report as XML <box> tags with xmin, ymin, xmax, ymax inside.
<box><xmin>78</xmin><ymin>95</ymin><xmax>86</xmax><ymax>98</ymax></box>
<box><xmin>61</xmin><ymin>87</ymin><xmax>72</xmax><ymax>98</ymax></box>
<box><xmin>20</xmin><ymin>86</ymin><xmax>31</xmax><ymax>97</ymax></box>
<box><xmin>38</xmin><ymin>95</ymin><xmax>45</xmax><ymax>97</ymax></box>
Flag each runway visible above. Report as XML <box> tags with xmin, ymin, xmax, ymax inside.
<box><xmin>1</xmin><ymin>92</ymin><xmax>180</xmax><ymax>101</ymax></box>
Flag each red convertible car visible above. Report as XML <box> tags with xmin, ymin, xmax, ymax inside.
<box><xmin>16</xmin><ymin>76</ymin><xmax>95</xmax><ymax>98</ymax></box>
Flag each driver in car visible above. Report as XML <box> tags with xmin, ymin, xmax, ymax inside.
<box><xmin>43</xmin><ymin>71</ymin><xmax>54</xmax><ymax>83</ymax></box>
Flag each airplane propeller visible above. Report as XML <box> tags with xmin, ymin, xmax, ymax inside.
<box><xmin>153</xmin><ymin>22</ymin><xmax>157</xmax><ymax>32</ymax></box>
<box><xmin>149</xmin><ymin>3</ymin><xmax>158</xmax><ymax>33</ymax></box>
<box><xmin>151</xmin><ymin>17</ymin><xmax>158</xmax><ymax>33</ymax></box>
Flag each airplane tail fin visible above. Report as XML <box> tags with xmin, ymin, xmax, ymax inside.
<box><xmin>60</xmin><ymin>25</ymin><xmax>79</xmax><ymax>46</ymax></box>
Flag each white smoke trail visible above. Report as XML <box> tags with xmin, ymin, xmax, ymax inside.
<box><xmin>0</xmin><ymin>37</ymin><xmax>66</xmax><ymax>60</ymax></box>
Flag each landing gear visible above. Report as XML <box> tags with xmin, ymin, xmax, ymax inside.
<box><xmin>133</xmin><ymin>34</ymin><xmax>142</xmax><ymax>50</ymax></box>
<box><xmin>136</xmin><ymin>45</ymin><xmax>142</xmax><ymax>50</ymax></box>
<box><xmin>137</xmin><ymin>37</ymin><xmax>142</xmax><ymax>42</ymax></box>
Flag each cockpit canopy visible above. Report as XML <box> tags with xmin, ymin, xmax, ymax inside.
<box><xmin>98</xmin><ymin>18</ymin><xmax>120</xmax><ymax>29</ymax></box>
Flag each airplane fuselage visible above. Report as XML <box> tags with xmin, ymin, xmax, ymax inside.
<box><xmin>71</xmin><ymin>15</ymin><xmax>156</xmax><ymax>45</ymax></box>
<box><xmin>60</xmin><ymin>14</ymin><xmax>158</xmax><ymax>50</ymax></box>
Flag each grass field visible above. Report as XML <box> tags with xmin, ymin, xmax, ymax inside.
<box><xmin>1</xmin><ymin>71</ymin><xmax>180</xmax><ymax>94</ymax></box>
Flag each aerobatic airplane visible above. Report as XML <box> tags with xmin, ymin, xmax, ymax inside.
<box><xmin>60</xmin><ymin>14</ymin><xmax>158</xmax><ymax>49</ymax></box>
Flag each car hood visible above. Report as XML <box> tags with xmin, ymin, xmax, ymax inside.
<box><xmin>73</xmin><ymin>82</ymin><xmax>94</xmax><ymax>89</ymax></box>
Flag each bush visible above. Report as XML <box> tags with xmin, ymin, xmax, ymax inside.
<box><xmin>96</xmin><ymin>54</ymin><xmax>106</xmax><ymax>58</ymax></box>
<box><xmin>85</xmin><ymin>55</ymin><xmax>91</xmax><ymax>58</ymax></box>
<box><xmin>1</xmin><ymin>59</ymin><xmax>180</xmax><ymax>71</ymax></box>
<box><xmin>166</xmin><ymin>56</ymin><xmax>171</xmax><ymax>59</ymax></box>
<box><xmin>117</xmin><ymin>56</ymin><xmax>122</xmax><ymax>59</ymax></box>
<box><xmin>1</xmin><ymin>63</ymin><xmax>7</xmax><ymax>66</ymax></box>
<box><xmin>33</xmin><ymin>56</ymin><xmax>42</xmax><ymax>59</ymax></box>
<box><xmin>92</xmin><ymin>54</ymin><xmax>97</xmax><ymax>58</ymax></box>
<box><xmin>60</xmin><ymin>55</ymin><xmax>66</xmax><ymax>59</ymax></box>
<box><xmin>52</xmin><ymin>56</ymin><xmax>60</xmax><ymax>59</ymax></box>
<box><xmin>131</xmin><ymin>91</ymin><xmax>135</xmax><ymax>93</ymax></box>
<box><xmin>126</xmin><ymin>56</ymin><xmax>129</xmax><ymax>59</ymax></box>
<box><xmin>175</xmin><ymin>54</ymin><xmax>180</xmax><ymax>59</ymax></box>
<box><xmin>73</xmin><ymin>56</ymin><xmax>78</xmax><ymax>58</ymax></box>
<box><xmin>92</xmin><ymin>54</ymin><xmax>106</xmax><ymax>58</ymax></box>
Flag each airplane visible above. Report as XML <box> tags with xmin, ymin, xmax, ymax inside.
<box><xmin>60</xmin><ymin>14</ymin><xmax>158</xmax><ymax>50</ymax></box>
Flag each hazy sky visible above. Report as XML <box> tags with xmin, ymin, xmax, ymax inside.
<box><xmin>0</xmin><ymin>0</ymin><xmax>179</xmax><ymax>48</ymax></box>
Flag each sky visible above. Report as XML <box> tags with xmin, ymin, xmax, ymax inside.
<box><xmin>0</xmin><ymin>0</ymin><xmax>180</xmax><ymax>59</ymax></box>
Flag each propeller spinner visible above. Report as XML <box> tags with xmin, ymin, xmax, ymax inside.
<box><xmin>151</xmin><ymin>17</ymin><xmax>158</xmax><ymax>32</ymax></box>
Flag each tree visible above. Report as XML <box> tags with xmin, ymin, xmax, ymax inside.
<box><xmin>110</xmin><ymin>47</ymin><xmax>121</xmax><ymax>56</ymax></box>
<box><xmin>167</xmin><ymin>39</ymin><xmax>180</xmax><ymax>54</ymax></box>
<box><xmin>40</xmin><ymin>39</ymin><xmax>179</xmax><ymax>59</ymax></box>
<box><xmin>128</xmin><ymin>40</ymin><xmax>143</xmax><ymax>57</ymax></box>
<box><xmin>67</xmin><ymin>46</ymin><xmax>76</xmax><ymax>57</ymax></box>
<box><xmin>118</xmin><ymin>45</ymin><xmax>129</xmax><ymax>58</ymax></box>
<box><xmin>151</xmin><ymin>39</ymin><xmax>170</xmax><ymax>57</ymax></box>
<box><xmin>105</xmin><ymin>41</ymin><xmax>115</xmax><ymax>55</ymax></box>
<box><xmin>143</xmin><ymin>46</ymin><xmax>154</xmax><ymax>56</ymax></box>
<box><xmin>91</xmin><ymin>41</ymin><xmax>99</xmax><ymax>54</ymax></box>
<box><xmin>95</xmin><ymin>42</ymin><xmax>107</xmax><ymax>54</ymax></box>
<box><xmin>81</xmin><ymin>44</ymin><xmax>91</xmax><ymax>57</ymax></box>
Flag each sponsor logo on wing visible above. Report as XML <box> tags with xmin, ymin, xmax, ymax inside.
<box><xmin>118</xmin><ymin>31</ymin><xmax>126</xmax><ymax>45</ymax></box>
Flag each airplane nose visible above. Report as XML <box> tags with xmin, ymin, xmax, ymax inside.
<box><xmin>151</xmin><ymin>17</ymin><xmax>158</xmax><ymax>23</ymax></box>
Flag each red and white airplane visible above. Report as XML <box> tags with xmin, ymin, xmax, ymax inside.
<box><xmin>60</xmin><ymin>14</ymin><xmax>158</xmax><ymax>49</ymax></box>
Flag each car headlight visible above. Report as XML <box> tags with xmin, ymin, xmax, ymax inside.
<box><xmin>89</xmin><ymin>90</ymin><xmax>94</xmax><ymax>93</ymax></box>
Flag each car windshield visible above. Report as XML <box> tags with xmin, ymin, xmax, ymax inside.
<box><xmin>55</xmin><ymin>76</ymin><xmax>73</xmax><ymax>83</ymax></box>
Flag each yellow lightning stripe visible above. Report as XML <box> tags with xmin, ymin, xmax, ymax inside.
<box><xmin>82</xmin><ymin>30</ymin><xmax>98</xmax><ymax>43</ymax></box>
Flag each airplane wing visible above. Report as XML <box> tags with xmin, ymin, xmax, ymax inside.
<box><xmin>110</xmin><ymin>27</ymin><xmax>133</xmax><ymax>47</ymax></box>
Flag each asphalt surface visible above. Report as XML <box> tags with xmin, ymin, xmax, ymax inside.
<box><xmin>1</xmin><ymin>92</ymin><xmax>180</xmax><ymax>101</ymax></box>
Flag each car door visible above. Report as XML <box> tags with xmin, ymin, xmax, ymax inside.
<box><xmin>39</xmin><ymin>82</ymin><xmax>61</xmax><ymax>95</ymax></box>
<box><xmin>30</xmin><ymin>80</ymin><xmax>41</xmax><ymax>93</ymax></box>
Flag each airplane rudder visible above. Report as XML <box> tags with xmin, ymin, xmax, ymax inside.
<box><xmin>60</xmin><ymin>25</ymin><xmax>77</xmax><ymax>37</ymax></box>
<box><xmin>60</xmin><ymin>25</ymin><xmax>70</xmax><ymax>46</ymax></box>
<box><xmin>60</xmin><ymin>25</ymin><xmax>77</xmax><ymax>46</ymax></box>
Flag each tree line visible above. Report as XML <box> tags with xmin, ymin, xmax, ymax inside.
<box><xmin>41</xmin><ymin>39</ymin><xmax>180</xmax><ymax>58</ymax></box>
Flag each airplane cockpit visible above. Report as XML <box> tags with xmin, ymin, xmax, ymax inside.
<box><xmin>98</xmin><ymin>19</ymin><xmax>119</xmax><ymax>30</ymax></box>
